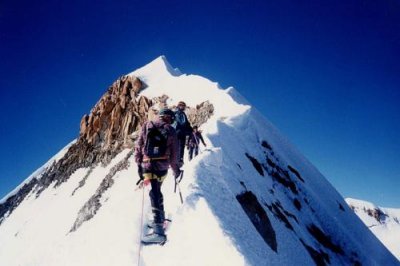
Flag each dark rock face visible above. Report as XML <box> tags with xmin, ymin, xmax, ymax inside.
<box><xmin>265</xmin><ymin>201</ymin><xmax>298</xmax><ymax>231</ymax></box>
<box><xmin>307</xmin><ymin>224</ymin><xmax>344</xmax><ymax>255</ymax></box>
<box><xmin>71</xmin><ymin>166</ymin><xmax>95</xmax><ymax>196</ymax></box>
<box><xmin>288</xmin><ymin>165</ymin><xmax>305</xmax><ymax>183</ymax></box>
<box><xmin>348</xmin><ymin>204</ymin><xmax>388</xmax><ymax>224</ymax></box>
<box><xmin>79</xmin><ymin>75</ymin><xmax>148</xmax><ymax>149</ymax></box>
<box><xmin>0</xmin><ymin>74</ymin><xmax>214</xmax><ymax>225</ymax></box>
<box><xmin>0</xmin><ymin>178</ymin><xmax>38</xmax><ymax>225</ymax></box>
<box><xmin>243</xmin><ymin>141</ymin><xmax>362</xmax><ymax>265</ymax></box>
<box><xmin>245</xmin><ymin>153</ymin><xmax>264</xmax><ymax>176</ymax></box>
<box><xmin>236</xmin><ymin>191</ymin><xmax>277</xmax><ymax>252</ymax></box>
<box><xmin>300</xmin><ymin>238</ymin><xmax>330</xmax><ymax>266</ymax></box>
<box><xmin>365</xmin><ymin>207</ymin><xmax>387</xmax><ymax>223</ymax></box>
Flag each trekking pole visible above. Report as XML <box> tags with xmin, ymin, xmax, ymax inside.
<box><xmin>174</xmin><ymin>171</ymin><xmax>184</xmax><ymax>204</ymax></box>
<box><xmin>174</xmin><ymin>170</ymin><xmax>184</xmax><ymax>192</ymax></box>
<box><xmin>177</xmin><ymin>182</ymin><xmax>184</xmax><ymax>204</ymax></box>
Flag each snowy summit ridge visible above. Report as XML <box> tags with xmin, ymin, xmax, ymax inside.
<box><xmin>0</xmin><ymin>57</ymin><xmax>398</xmax><ymax>266</ymax></box>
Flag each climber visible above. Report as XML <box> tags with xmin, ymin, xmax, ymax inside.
<box><xmin>187</xmin><ymin>126</ymin><xmax>206</xmax><ymax>161</ymax></box>
<box><xmin>135</xmin><ymin>108</ymin><xmax>181</xmax><ymax>244</ymax></box>
<box><xmin>172</xmin><ymin>101</ymin><xmax>192</xmax><ymax>166</ymax></box>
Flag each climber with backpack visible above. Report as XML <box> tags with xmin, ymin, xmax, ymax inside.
<box><xmin>135</xmin><ymin>108</ymin><xmax>181</xmax><ymax>244</ymax></box>
<box><xmin>187</xmin><ymin>126</ymin><xmax>206</xmax><ymax>161</ymax></box>
<box><xmin>172</xmin><ymin>101</ymin><xmax>192</xmax><ymax>166</ymax></box>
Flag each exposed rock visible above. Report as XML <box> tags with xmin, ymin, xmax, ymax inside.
<box><xmin>187</xmin><ymin>101</ymin><xmax>214</xmax><ymax>127</ymax></box>
<box><xmin>293</xmin><ymin>198</ymin><xmax>302</xmax><ymax>210</ymax></box>
<box><xmin>265</xmin><ymin>201</ymin><xmax>294</xmax><ymax>231</ymax></box>
<box><xmin>79</xmin><ymin>75</ymin><xmax>147</xmax><ymax>149</ymax></box>
<box><xmin>0</xmin><ymin>178</ymin><xmax>39</xmax><ymax>225</ymax></box>
<box><xmin>245</xmin><ymin>153</ymin><xmax>264</xmax><ymax>176</ymax></box>
<box><xmin>288</xmin><ymin>165</ymin><xmax>305</xmax><ymax>183</ymax></box>
<box><xmin>307</xmin><ymin>224</ymin><xmax>344</xmax><ymax>255</ymax></box>
<box><xmin>0</xmin><ymin>74</ymin><xmax>214</xmax><ymax>225</ymax></box>
<box><xmin>300</xmin><ymin>238</ymin><xmax>330</xmax><ymax>266</ymax></box>
<box><xmin>261</xmin><ymin>140</ymin><xmax>272</xmax><ymax>150</ymax></box>
<box><xmin>69</xmin><ymin>151</ymin><xmax>133</xmax><ymax>233</ymax></box>
<box><xmin>236</xmin><ymin>191</ymin><xmax>277</xmax><ymax>252</ymax></box>
<box><xmin>364</xmin><ymin>207</ymin><xmax>387</xmax><ymax>223</ymax></box>
<box><xmin>71</xmin><ymin>166</ymin><xmax>96</xmax><ymax>196</ymax></box>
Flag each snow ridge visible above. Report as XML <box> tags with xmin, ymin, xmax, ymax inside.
<box><xmin>0</xmin><ymin>140</ymin><xmax>75</xmax><ymax>204</ymax></box>
<box><xmin>0</xmin><ymin>57</ymin><xmax>398</xmax><ymax>266</ymax></box>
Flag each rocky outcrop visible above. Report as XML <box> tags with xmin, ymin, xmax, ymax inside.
<box><xmin>0</xmin><ymin>178</ymin><xmax>39</xmax><ymax>225</ymax></box>
<box><xmin>33</xmin><ymin>76</ymin><xmax>152</xmax><ymax>196</ymax></box>
<box><xmin>348</xmin><ymin>204</ymin><xmax>388</xmax><ymax>224</ymax></box>
<box><xmin>187</xmin><ymin>101</ymin><xmax>214</xmax><ymax>127</ymax></box>
<box><xmin>366</xmin><ymin>208</ymin><xmax>387</xmax><ymax>223</ymax></box>
<box><xmin>79</xmin><ymin>75</ymin><xmax>148</xmax><ymax>149</ymax></box>
<box><xmin>69</xmin><ymin>151</ymin><xmax>134</xmax><ymax>232</ymax></box>
<box><xmin>0</xmin><ymin>74</ymin><xmax>215</xmax><ymax>225</ymax></box>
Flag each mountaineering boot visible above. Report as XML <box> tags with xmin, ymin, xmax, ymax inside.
<box><xmin>141</xmin><ymin>224</ymin><xmax>166</xmax><ymax>245</ymax></box>
<box><xmin>147</xmin><ymin>210</ymin><xmax>165</xmax><ymax>229</ymax></box>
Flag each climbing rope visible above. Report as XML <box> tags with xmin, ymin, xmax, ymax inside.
<box><xmin>137</xmin><ymin>183</ymin><xmax>145</xmax><ymax>266</ymax></box>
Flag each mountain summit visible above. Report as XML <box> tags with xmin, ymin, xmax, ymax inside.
<box><xmin>0</xmin><ymin>57</ymin><xmax>398</xmax><ymax>266</ymax></box>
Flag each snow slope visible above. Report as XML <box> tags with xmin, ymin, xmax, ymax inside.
<box><xmin>0</xmin><ymin>56</ymin><xmax>398</xmax><ymax>266</ymax></box>
<box><xmin>346</xmin><ymin>198</ymin><xmax>400</xmax><ymax>260</ymax></box>
<box><xmin>0</xmin><ymin>140</ymin><xmax>75</xmax><ymax>205</ymax></box>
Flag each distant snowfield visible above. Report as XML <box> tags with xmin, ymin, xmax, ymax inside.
<box><xmin>0</xmin><ymin>56</ymin><xmax>398</xmax><ymax>266</ymax></box>
<box><xmin>346</xmin><ymin>198</ymin><xmax>400</xmax><ymax>260</ymax></box>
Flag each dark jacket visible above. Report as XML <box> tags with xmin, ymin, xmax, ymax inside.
<box><xmin>135</xmin><ymin>119</ymin><xmax>180</xmax><ymax>176</ymax></box>
<box><xmin>173</xmin><ymin>109</ymin><xmax>192</xmax><ymax>139</ymax></box>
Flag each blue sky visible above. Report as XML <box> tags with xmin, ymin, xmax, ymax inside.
<box><xmin>1</xmin><ymin>1</ymin><xmax>399</xmax><ymax>207</ymax></box>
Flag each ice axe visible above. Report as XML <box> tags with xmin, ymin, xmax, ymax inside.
<box><xmin>174</xmin><ymin>170</ymin><xmax>184</xmax><ymax>204</ymax></box>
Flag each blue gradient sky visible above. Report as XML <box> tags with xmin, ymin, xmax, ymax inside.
<box><xmin>1</xmin><ymin>1</ymin><xmax>399</xmax><ymax>206</ymax></box>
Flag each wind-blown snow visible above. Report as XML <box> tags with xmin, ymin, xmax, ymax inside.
<box><xmin>0</xmin><ymin>56</ymin><xmax>398</xmax><ymax>266</ymax></box>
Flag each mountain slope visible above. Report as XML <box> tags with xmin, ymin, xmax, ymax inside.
<box><xmin>0</xmin><ymin>56</ymin><xmax>398</xmax><ymax>266</ymax></box>
<box><xmin>346</xmin><ymin>198</ymin><xmax>400</xmax><ymax>260</ymax></box>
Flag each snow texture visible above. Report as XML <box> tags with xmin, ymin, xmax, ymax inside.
<box><xmin>0</xmin><ymin>56</ymin><xmax>398</xmax><ymax>266</ymax></box>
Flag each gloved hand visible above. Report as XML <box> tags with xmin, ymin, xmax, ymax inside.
<box><xmin>143</xmin><ymin>178</ymin><xmax>151</xmax><ymax>187</ymax></box>
<box><xmin>138</xmin><ymin>165</ymin><xmax>144</xmax><ymax>180</ymax></box>
<box><xmin>135</xmin><ymin>165</ymin><xmax>145</xmax><ymax>186</ymax></box>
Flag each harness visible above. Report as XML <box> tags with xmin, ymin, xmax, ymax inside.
<box><xmin>142</xmin><ymin>156</ymin><xmax>169</xmax><ymax>163</ymax></box>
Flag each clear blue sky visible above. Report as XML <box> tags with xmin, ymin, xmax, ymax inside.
<box><xmin>1</xmin><ymin>1</ymin><xmax>399</xmax><ymax>207</ymax></box>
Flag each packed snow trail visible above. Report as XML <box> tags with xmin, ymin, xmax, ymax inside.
<box><xmin>139</xmin><ymin>148</ymin><xmax>247</xmax><ymax>266</ymax></box>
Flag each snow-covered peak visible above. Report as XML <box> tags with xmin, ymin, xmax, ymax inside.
<box><xmin>0</xmin><ymin>58</ymin><xmax>398</xmax><ymax>266</ymax></box>
<box><xmin>346</xmin><ymin>198</ymin><xmax>378</xmax><ymax>212</ymax></box>
<box><xmin>345</xmin><ymin>197</ymin><xmax>400</xmax><ymax>226</ymax></box>
<box><xmin>131</xmin><ymin>56</ymin><xmax>249</xmax><ymax>120</ymax></box>
<box><xmin>129</xmin><ymin>55</ymin><xmax>181</xmax><ymax>80</ymax></box>
<box><xmin>346</xmin><ymin>198</ymin><xmax>400</xmax><ymax>260</ymax></box>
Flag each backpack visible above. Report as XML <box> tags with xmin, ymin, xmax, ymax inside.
<box><xmin>173</xmin><ymin>110</ymin><xmax>192</xmax><ymax>138</ymax></box>
<box><xmin>144</xmin><ymin>122</ymin><xmax>169</xmax><ymax>159</ymax></box>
